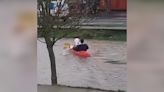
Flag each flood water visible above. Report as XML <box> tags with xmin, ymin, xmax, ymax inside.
<box><xmin>38</xmin><ymin>38</ymin><xmax>127</xmax><ymax>91</ymax></box>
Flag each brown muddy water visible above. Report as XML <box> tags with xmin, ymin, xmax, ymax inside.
<box><xmin>38</xmin><ymin>38</ymin><xmax>127</xmax><ymax>91</ymax></box>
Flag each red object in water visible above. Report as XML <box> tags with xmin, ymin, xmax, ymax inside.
<box><xmin>70</xmin><ymin>49</ymin><xmax>91</xmax><ymax>58</ymax></box>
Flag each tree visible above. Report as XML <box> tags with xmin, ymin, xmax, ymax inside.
<box><xmin>38</xmin><ymin>0</ymin><xmax>95</xmax><ymax>85</ymax></box>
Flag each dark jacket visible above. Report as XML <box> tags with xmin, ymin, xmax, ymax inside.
<box><xmin>73</xmin><ymin>44</ymin><xmax>89</xmax><ymax>51</ymax></box>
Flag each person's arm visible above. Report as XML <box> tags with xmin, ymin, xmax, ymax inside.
<box><xmin>86</xmin><ymin>44</ymin><xmax>89</xmax><ymax>50</ymax></box>
<box><xmin>73</xmin><ymin>46</ymin><xmax>77</xmax><ymax>51</ymax></box>
<box><xmin>73</xmin><ymin>45</ymin><xmax>79</xmax><ymax>51</ymax></box>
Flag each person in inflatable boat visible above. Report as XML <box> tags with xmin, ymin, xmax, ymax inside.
<box><xmin>74</xmin><ymin>36</ymin><xmax>81</xmax><ymax>46</ymax></box>
<box><xmin>73</xmin><ymin>39</ymin><xmax>89</xmax><ymax>51</ymax></box>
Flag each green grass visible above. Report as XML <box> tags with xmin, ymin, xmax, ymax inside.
<box><xmin>66</xmin><ymin>29</ymin><xmax>126</xmax><ymax>41</ymax></box>
<box><xmin>38</xmin><ymin>29</ymin><xmax>126</xmax><ymax>41</ymax></box>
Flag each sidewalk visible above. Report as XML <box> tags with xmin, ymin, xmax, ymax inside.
<box><xmin>81</xmin><ymin>12</ymin><xmax>127</xmax><ymax>30</ymax></box>
<box><xmin>38</xmin><ymin>85</ymin><xmax>116</xmax><ymax>92</ymax></box>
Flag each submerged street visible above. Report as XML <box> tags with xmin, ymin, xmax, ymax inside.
<box><xmin>38</xmin><ymin>38</ymin><xmax>127</xmax><ymax>91</ymax></box>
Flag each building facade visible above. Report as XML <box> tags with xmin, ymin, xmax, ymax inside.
<box><xmin>68</xmin><ymin>0</ymin><xmax>127</xmax><ymax>16</ymax></box>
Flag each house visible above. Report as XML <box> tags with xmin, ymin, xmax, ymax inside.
<box><xmin>68</xmin><ymin>0</ymin><xmax>127</xmax><ymax>16</ymax></box>
<box><xmin>99</xmin><ymin>0</ymin><xmax>127</xmax><ymax>11</ymax></box>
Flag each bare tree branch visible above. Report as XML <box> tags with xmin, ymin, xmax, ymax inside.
<box><xmin>37</xmin><ymin>38</ymin><xmax>46</xmax><ymax>43</ymax></box>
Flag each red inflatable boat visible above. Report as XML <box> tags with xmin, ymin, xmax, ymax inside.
<box><xmin>69</xmin><ymin>49</ymin><xmax>91</xmax><ymax>58</ymax></box>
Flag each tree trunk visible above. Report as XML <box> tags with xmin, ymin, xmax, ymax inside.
<box><xmin>46</xmin><ymin>41</ymin><xmax>57</xmax><ymax>85</ymax></box>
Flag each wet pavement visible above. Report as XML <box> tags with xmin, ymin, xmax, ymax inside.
<box><xmin>81</xmin><ymin>11</ymin><xmax>126</xmax><ymax>30</ymax></box>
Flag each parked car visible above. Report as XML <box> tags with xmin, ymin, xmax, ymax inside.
<box><xmin>50</xmin><ymin>0</ymin><xmax>69</xmax><ymax>17</ymax></box>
